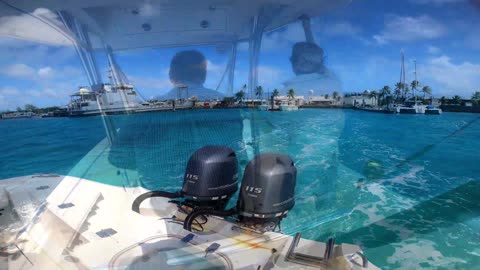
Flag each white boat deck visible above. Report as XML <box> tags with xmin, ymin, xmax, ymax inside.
<box><xmin>0</xmin><ymin>175</ymin><xmax>378</xmax><ymax>269</ymax></box>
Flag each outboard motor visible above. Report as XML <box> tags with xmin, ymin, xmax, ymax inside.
<box><xmin>132</xmin><ymin>146</ymin><xmax>238</xmax><ymax>213</ymax></box>
<box><xmin>237</xmin><ymin>153</ymin><xmax>297</xmax><ymax>229</ymax></box>
<box><xmin>183</xmin><ymin>153</ymin><xmax>297</xmax><ymax>233</ymax></box>
<box><xmin>182</xmin><ymin>146</ymin><xmax>239</xmax><ymax>208</ymax></box>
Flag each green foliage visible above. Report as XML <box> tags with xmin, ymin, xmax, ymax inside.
<box><xmin>472</xmin><ymin>91</ymin><xmax>480</xmax><ymax>105</ymax></box>
<box><xmin>24</xmin><ymin>104</ymin><xmax>38</xmax><ymax>111</ymax></box>
<box><xmin>410</xmin><ymin>80</ymin><xmax>419</xmax><ymax>90</ymax></box>
<box><xmin>422</xmin><ymin>86</ymin><xmax>432</xmax><ymax>99</ymax></box>
<box><xmin>287</xmin><ymin>89</ymin><xmax>295</xmax><ymax>99</ymax></box>
<box><xmin>452</xmin><ymin>95</ymin><xmax>462</xmax><ymax>105</ymax></box>
<box><xmin>234</xmin><ymin>90</ymin><xmax>246</xmax><ymax>101</ymax></box>
<box><xmin>272</xmin><ymin>89</ymin><xmax>280</xmax><ymax>98</ymax></box>
<box><xmin>332</xmin><ymin>91</ymin><xmax>339</xmax><ymax>99</ymax></box>
<box><xmin>255</xmin><ymin>85</ymin><xmax>263</xmax><ymax>99</ymax></box>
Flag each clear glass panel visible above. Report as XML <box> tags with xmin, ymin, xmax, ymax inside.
<box><xmin>1</xmin><ymin>1</ymin><xmax>480</xmax><ymax>270</ymax></box>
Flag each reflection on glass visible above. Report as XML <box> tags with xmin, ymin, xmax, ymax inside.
<box><xmin>158</xmin><ymin>50</ymin><xmax>224</xmax><ymax>100</ymax></box>
<box><xmin>281</xmin><ymin>16</ymin><xmax>341</xmax><ymax>97</ymax></box>
<box><xmin>283</xmin><ymin>42</ymin><xmax>341</xmax><ymax>96</ymax></box>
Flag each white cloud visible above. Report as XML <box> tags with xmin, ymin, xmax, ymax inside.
<box><xmin>26</xmin><ymin>88</ymin><xmax>62</xmax><ymax>98</ymax></box>
<box><xmin>0</xmin><ymin>86</ymin><xmax>20</xmax><ymax>97</ymax></box>
<box><xmin>427</xmin><ymin>45</ymin><xmax>441</xmax><ymax>54</ymax></box>
<box><xmin>129</xmin><ymin>76</ymin><xmax>171</xmax><ymax>90</ymax></box>
<box><xmin>258</xmin><ymin>66</ymin><xmax>288</xmax><ymax>85</ymax></box>
<box><xmin>261</xmin><ymin>22</ymin><xmax>306</xmax><ymax>51</ymax></box>
<box><xmin>374</xmin><ymin>15</ymin><xmax>447</xmax><ymax>44</ymax></box>
<box><xmin>324</xmin><ymin>21</ymin><xmax>361</xmax><ymax>36</ymax></box>
<box><xmin>1</xmin><ymin>63</ymin><xmax>35</xmax><ymax>79</ymax></box>
<box><xmin>128</xmin><ymin>73</ymin><xmax>172</xmax><ymax>98</ymax></box>
<box><xmin>0</xmin><ymin>86</ymin><xmax>32</xmax><ymax>110</ymax></box>
<box><xmin>464</xmin><ymin>31</ymin><xmax>480</xmax><ymax>49</ymax></box>
<box><xmin>0</xmin><ymin>62</ymin><xmax>85</xmax><ymax>110</ymax></box>
<box><xmin>420</xmin><ymin>55</ymin><xmax>480</xmax><ymax>96</ymax></box>
<box><xmin>240</xmin><ymin>19</ymin><xmax>366</xmax><ymax>51</ymax></box>
<box><xmin>231</xmin><ymin>65</ymin><xmax>288</xmax><ymax>93</ymax></box>
<box><xmin>37</xmin><ymin>66</ymin><xmax>54</xmax><ymax>78</ymax></box>
<box><xmin>1</xmin><ymin>64</ymin><xmax>81</xmax><ymax>82</ymax></box>
<box><xmin>0</xmin><ymin>8</ymin><xmax>72</xmax><ymax>46</ymax></box>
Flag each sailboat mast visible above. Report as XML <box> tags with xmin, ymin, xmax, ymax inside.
<box><xmin>400</xmin><ymin>49</ymin><xmax>406</xmax><ymax>98</ymax></box>
<box><xmin>414</xmin><ymin>59</ymin><xmax>417</xmax><ymax>104</ymax></box>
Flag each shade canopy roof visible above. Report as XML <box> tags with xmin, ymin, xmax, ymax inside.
<box><xmin>0</xmin><ymin>0</ymin><xmax>351</xmax><ymax>50</ymax></box>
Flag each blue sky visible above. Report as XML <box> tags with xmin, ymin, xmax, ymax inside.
<box><xmin>1</xmin><ymin>0</ymin><xmax>480</xmax><ymax>110</ymax></box>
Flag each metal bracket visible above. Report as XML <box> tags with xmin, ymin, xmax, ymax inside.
<box><xmin>285</xmin><ymin>232</ymin><xmax>336</xmax><ymax>267</ymax></box>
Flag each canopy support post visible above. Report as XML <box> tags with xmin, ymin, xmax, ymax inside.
<box><xmin>58</xmin><ymin>11</ymin><xmax>116</xmax><ymax>144</ymax></box>
<box><xmin>247</xmin><ymin>5</ymin><xmax>283</xmax><ymax>99</ymax></box>
<box><xmin>228</xmin><ymin>43</ymin><xmax>237</xmax><ymax>96</ymax></box>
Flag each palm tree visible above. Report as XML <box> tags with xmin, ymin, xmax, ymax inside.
<box><xmin>422</xmin><ymin>86</ymin><xmax>432</xmax><ymax>99</ymax></box>
<box><xmin>332</xmin><ymin>91</ymin><xmax>339</xmax><ymax>100</ymax></box>
<box><xmin>381</xmin><ymin>85</ymin><xmax>391</xmax><ymax>96</ymax></box>
<box><xmin>452</xmin><ymin>95</ymin><xmax>462</xmax><ymax>105</ymax></box>
<box><xmin>287</xmin><ymin>89</ymin><xmax>295</xmax><ymax>100</ymax></box>
<box><xmin>394</xmin><ymin>82</ymin><xmax>403</xmax><ymax>100</ymax></box>
<box><xmin>325</xmin><ymin>94</ymin><xmax>329</xmax><ymax>99</ymax></box>
<box><xmin>241</xmin><ymin>83</ymin><xmax>247</xmax><ymax>100</ymax></box>
<box><xmin>369</xmin><ymin>90</ymin><xmax>378</xmax><ymax>106</ymax></box>
<box><xmin>394</xmin><ymin>89</ymin><xmax>401</xmax><ymax>101</ymax></box>
<box><xmin>471</xmin><ymin>91</ymin><xmax>480</xmax><ymax>105</ymax></box>
<box><xmin>235</xmin><ymin>90</ymin><xmax>245</xmax><ymax>102</ymax></box>
<box><xmin>439</xmin><ymin>96</ymin><xmax>447</xmax><ymax>105</ymax></box>
<box><xmin>403</xmin><ymin>85</ymin><xmax>410</xmax><ymax>99</ymax></box>
<box><xmin>255</xmin><ymin>85</ymin><xmax>263</xmax><ymax>99</ymax></box>
<box><xmin>272</xmin><ymin>89</ymin><xmax>280</xmax><ymax>98</ymax></box>
<box><xmin>379</xmin><ymin>86</ymin><xmax>391</xmax><ymax>106</ymax></box>
<box><xmin>411</xmin><ymin>80</ymin><xmax>420</xmax><ymax>98</ymax></box>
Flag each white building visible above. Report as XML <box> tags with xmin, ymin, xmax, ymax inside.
<box><xmin>343</xmin><ymin>94</ymin><xmax>376</xmax><ymax>107</ymax></box>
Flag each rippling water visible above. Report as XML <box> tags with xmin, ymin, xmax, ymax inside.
<box><xmin>1</xmin><ymin>109</ymin><xmax>479</xmax><ymax>269</ymax></box>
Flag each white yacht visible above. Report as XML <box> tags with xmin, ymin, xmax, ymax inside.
<box><xmin>1</xmin><ymin>111</ymin><xmax>35</xmax><ymax>119</ymax></box>
<box><xmin>395</xmin><ymin>103</ymin><xmax>426</xmax><ymax>114</ymax></box>
<box><xmin>395</xmin><ymin>53</ymin><xmax>440</xmax><ymax>115</ymax></box>
<box><xmin>257</xmin><ymin>100</ymin><xmax>269</xmax><ymax>111</ymax></box>
<box><xmin>279</xmin><ymin>102</ymin><xmax>299</xmax><ymax>111</ymax></box>
<box><xmin>68</xmin><ymin>84</ymin><xmax>139</xmax><ymax>116</ymax></box>
<box><xmin>0</xmin><ymin>0</ymin><xmax>379</xmax><ymax>269</ymax></box>
<box><xmin>425</xmin><ymin>105</ymin><xmax>442</xmax><ymax>115</ymax></box>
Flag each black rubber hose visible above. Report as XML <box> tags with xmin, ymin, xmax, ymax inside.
<box><xmin>132</xmin><ymin>190</ymin><xmax>182</xmax><ymax>213</ymax></box>
<box><xmin>183</xmin><ymin>207</ymin><xmax>237</xmax><ymax>231</ymax></box>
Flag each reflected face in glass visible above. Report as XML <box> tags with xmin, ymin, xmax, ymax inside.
<box><xmin>169</xmin><ymin>50</ymin><xmax>207</xmax><ymax>87</ymax></box>
<box><xmin>289</xmin><ymin>42</ymin><xmax>325</xmax><ymax>75</ymax></box>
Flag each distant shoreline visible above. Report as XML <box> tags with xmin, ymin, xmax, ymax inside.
<box><xmin>3</xmin><ymin>105</ymin><xmax>480</xmax><ymax>120</ymax></box>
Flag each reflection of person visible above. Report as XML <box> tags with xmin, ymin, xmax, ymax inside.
<box><xmin>281</xmin><ymin>16</ymin><xmax>342</xmax><ymax>96</ymax></box>
<box><xmin>158</xmin><ymin>50</ymin><xmax>224</xmax><ymax>100</ymax></box>
<box><xmin>282</xmin><ymin>42</ymin><xmax>341</xmax><ymax>96</ymax></box>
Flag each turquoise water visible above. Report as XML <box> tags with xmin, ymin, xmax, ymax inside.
<box><xmin>1</xmin><ymin>109</ymin><xmax>479</xmax><ymax>269</ymax></box>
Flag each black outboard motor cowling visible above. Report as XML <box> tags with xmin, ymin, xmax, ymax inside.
<box><xmin>132</xmin><ymin>145</ymin><xmax>238</xmax><ymax>214</ymax></box>
<box><xmin>182</xmin><ymin>152</ymin><xmax>297</xmax><ymax>233</ymax></box>
<box><xmin>237</xmin><ymin>153</ymin><xmax>296</xmax><ymax>225</ymax></box>
<box><xmin>182</xmin><ymin>146</ymin><xmax>239</xmax><ymax>208</ymax></box>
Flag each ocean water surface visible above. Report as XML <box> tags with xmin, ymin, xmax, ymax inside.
<box><xmin>1</xmin><ymin>108</ymin><xmax>479</xmax><ymax>269</ymax></box>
